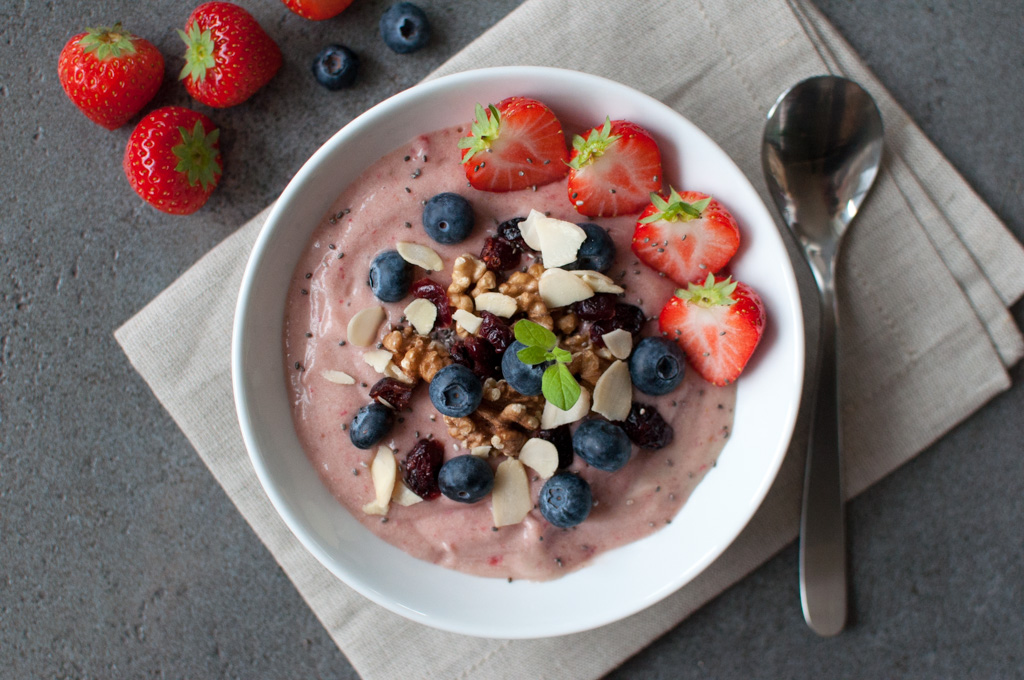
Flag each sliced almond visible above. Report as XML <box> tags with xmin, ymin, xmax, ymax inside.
<box><xmin>391</xmin><ymin>479</ymin><xmax>424</xmax><ymax>506</ymax></box>
<box><xmin>384</xmin><ymin>362</ymin><xmax>416</xmax><ymax>385</ymax></box>
<box><xmin>347</xmin><ymin>306</ymin><xmax>385</xmax><ymax>347</ymax></box>
<box><xmin>571</xmin><ymin>269</ymin><xmax>625</xmax><ymax>294</ymax></box>
<box><xmin>474</xmin><ymin>292</ymin><xmax>518</xmax><ymax>317</ymax></box>
<box><xmin>361</xmin><ymin>445</ymin><xmax>396</xmax><ymax>516</ymax></box>
<box><xmin>362</xmin><ymin>349</ymin><xmax>393</xmax><ymax>373</ymax></box>
<box><xmin>321</xmin><ymin>369</ymin><xmax>355</xmax><ymax>385</ymax></box>
<box><xmin>538</xmin><ymin>268</ymin><xmax>594</xmax><ymax>308</ymax></box>
<box><xmin>601</xmin><ymin>328</ymin><xmax>634</xmax><ymax>360</ymax></box>
<box><xmin>404</xmin><ymin>297</ymin><xmax>437</xmax><ymax>336</ymax></box>
<box><xmin>470</xmin><ymin>445</ymin><xmax>492</xmax><ymax>457</ymax></box>
<box><xmin>521</xmin><ymin>210</ymin><xmax>588</xmax><ymax>267</ymax></box>
<box><xmin>592</xmin><ymin>360</ymin><xmax>632</xmax><ymax>421</ymax></box>
<box><xmin>541</xmin><ymin>386</ymin><xmax>591</xmax><ymax>429</ymax></box>
<box><xmin>518</xmin><ymin>438</ymin><xmax>559</xmax><ymax>479</ymax></box>
<box><xmin>396</xmin><ymin>242</ymin><xmax>443</xmax><ymax>271</ymax></box>
<box><xmin>452</xmin><ymin>309</ymin><xmax>483</xmax><ymax>335</ymax></box>
<box><xmin>491</xmin><ymin>458</ymin><xmax>532</xmax><ymax>527</ymax></box>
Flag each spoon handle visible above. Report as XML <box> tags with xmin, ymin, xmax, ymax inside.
<box><xmin>799</xmin><ymin>300</ymin><xmax>847</xmax><ymax>636</ymax></box>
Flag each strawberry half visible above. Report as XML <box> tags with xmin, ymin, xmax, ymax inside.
<box><xmin>281</xmin><ymin>0</ymin><xmax>355</xmax><ymax>20</ymax></box>
<box><xmin>458</xmin><ymin>97</ymin><xmax>569</xmax><ymax>192</ymax></box>
<box><xmin>632</xmin><ymin>189</ymin><xmax>740</xmax><ymax>286</ymax></box>
<box><xmin>123</xmin><ymin>106</ymin><xmax>223</xmax><ymax>215</ymax></box>
<box><xmin>658</xmin><ymin>274</ymin><xmax>766</xmax><ymax>386</ymax></box>
<box><xmin>178</xmin><ymin>2</ymin><xmax>282</xmax><ymax>108</ymax></box>
<box><xmin>566</xmin><ymin>119</ymin><xmax>662</xmax><ymax>217</ymax></box>
<box><xmin>57</xmin><ymin>23</ymin><xmax>164</xmax><ymax>130</ymax></box>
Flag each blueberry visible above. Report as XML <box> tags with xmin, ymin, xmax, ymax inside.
<box><xmin>572</xmin><ymin>419</ymin><xmax>632</xmax><ymax>472</ymax></box>
<box><xmin>438</xmin><ymin>455</ymin><xmax>494</xmax><ymax>503</ymax></box>
<box><xmin>379</xmin><ymin>2</ymin><xmax>431</xmax><ymax>54</ymax></box>
<box><xmin>368</xmin><ymin>250</ymin><xmax>412</xmax><ymax>302</ymax></box>
<box><xmin>629</xmin><ymin>337</ymin><xmax>686</xmax><ymax>395</ymax></box>
<box><xmin>539</xmin><ymin>473</ymin><xmax>593</xmax><ymax>528</ymax></box>
<box><xmin>564</xmin><ymin>222</ymin><xmax>616</xmax><ymax>272</ymax></box>
<box><xmin>349</xmin><ymin>402</ymin><xmax>394</xmax><ymax>449</ymax></box>
<box><xmin>500</xmin><ymin>341</ymin><xmax>548</xmax><ymax>396</ymax></box>
<box><xmin>311</xmin><ymin>45</ymin><xmax>359</xmax><ymax>90</ymax></box>
<box><xmin>422</xmin><ymin>192</ymin><xmax>474</xmax><ymax>244</ymax></box>
<box><xmin>428</xmin><ymin>364</ymin><xmax>483</xmax><ymax>417</ymax></box>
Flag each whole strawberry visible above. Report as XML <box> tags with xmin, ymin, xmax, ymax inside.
<box><xmin>281</xmin><ymin>0</ymin><xmax>355</xmax><ymax>20</ymax></box>
<box><xmin>123</xmin><ymin>107</ymin><xmax>223</xmax><ymax>215</ymax></box>
<box><xmin>658</xmin><ymin>274</ymin><xmax>766</xmax><ymax>386</ymax></box>
<box><xmin>57</xmin><ymin>23</ymin><xmax>164</xmax><ymax>130</ymax></box>
<box><xmin>567</xmin><ymin>118</ymin><xmax>662</xmax><ymax>217</ymax></box>
<box><xmin>178</xmin><ymin>2</ymin><xmax>282</xmax><ymax>108</ymax></box>
<box><xmin>632</xmin><ymin>189</ymin><xmax>740</xmax><ymax>286</ymax></box>
<box><xmin>458</xmin><ymin>97</ymin><xmax>569</xmax><ymax>192</ymax></box>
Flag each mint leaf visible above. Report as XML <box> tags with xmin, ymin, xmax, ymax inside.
<box><xmin>550</xmin><ymin>347</ymin><xmax>572</xmax><ymax>364</ymax></box>
<box><xmin>514</xmin><ymin>319</ymin><xmax>556</xmax><ymax>350</ymax></box>
<box><xmin>542</xmin><ymin>363</ymin><xmax>581</xmax><ymax>411</ymax></box>
<box><xmin>517</xmin><ymin>345</ymin><xmax>549</xmax><ymax>365</ymax></box>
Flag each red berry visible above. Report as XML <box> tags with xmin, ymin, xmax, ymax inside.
<box><xmin>567</xmin><ymin>119</ymin><xmax>662</xmax><ymax>217</ymax></box>
<box><xmin>57</xmin><ymin>24</ymin><xmax>164</xmax><ymax>130</ymax></box>
<box><xmin>478</xmin><ymin>312</ymin><xmax>514</xmax><ymax>356</ymax></box>
<box><xmin>480</xmin><ymin>236</ymin><xmax>521</xmax><ymax>271</ymax></box>
<box><xmin>449</xmin><ymin>336</ymin><xmax>500</xmax><ymax>379</ymax></box>
<box><xmin>410</xmin><ymin>278</ymin><xmax>452</xmax><ymax>328</ymax></box>
<box><xmin>573</xmin><ymin>293</ymin><xmax>617</xmax><ymax>321</ymax></box>
<box><xmin>369</xmin><ymin>378</ymin><xmax>414</xmax><ymax>411</ymax></box>
<box><xmin>178</xmin><ymin>2</ymin><xmax>282</xmax><ymax>108</ymax></box>
<box><xmin>589</xmin><ymin>303</ymin><xmax>646</xmax><ymax>346</ymax></box>
<box><xmin>123</xmin><ymin>107</ymin><xmax>223</xmax><ymax>215</ymax></box>
<box><xmin>622</xmin><ymin>402</ymin><xmax>673</xmax><ymax>450</ymax></box>
<box><xmin>458</xmin><ymin>97</ymin><xmax>569</xmax><ymax>192</ymax></box>
<box><xmin>402</xmin><ymin>439</ymin><xmax>444</xmax><ymax>500</ymax></box>
<box><xmin>281</xmin><ymin>0</ymin><xmax>354</xmax><ymax>20</ymax></box>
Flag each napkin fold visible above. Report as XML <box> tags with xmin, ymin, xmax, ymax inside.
<box><xmin>115</xmin><ymin>1</ymin><xmax>1024</xmax><ymax>679</ymax></box>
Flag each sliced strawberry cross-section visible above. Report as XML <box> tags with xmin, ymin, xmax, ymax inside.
<box><xmin>658</xmin><ymin>274</ymin><xmax>766</xmax><ymax>386</ymax></box>
<box><xmin>566</xmin><ymin>119</ymin><xmax>662</xmax><ymax>217</ymax></box>
<box><xmin>458</xmin><ymin>97</ymin><xmax>569</xmax><ymax>193</ymax></box>
<box><xmin>632</xmin><ymin>188</ymin><xmax>740</xmax><ymax>286</ymax></box>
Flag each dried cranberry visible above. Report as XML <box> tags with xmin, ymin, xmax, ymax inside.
<box><xmin>368</xmin><ymin>378</ymin><xmax>414</xmax><ymax>411</ymax></box>
<box><xmin>449</xmin><ymin>335</ymin><xmax>500</xmax><ymax>379</ymax></box>
<box><xmin>410</xmin><ymin>278</ymin><xmax>452</xmax><ymax>328</ymax></box>
<box><xmin>480</xmin><ymin>236</ymin><xmax>522</xmax><ymax>272</ymax></box>
<box><xmin>590</xmin><ymin>303</ymin><xmax>647</xmax><ymax>346</ymax></box>
<box><xmin>478</xmin><ymin>312</ymin><xmax>514</xmax><ymax>355</ymax></box>
<box><xmin>497</xmin><ymin>216</ymin><xmax>528</xmax><ymax>250</ymax></box>
<box><xmin>534</xmin><ymin>426</ymin><xmax>574</xmax><ymax>469</ymax></box>
<box><xmin>622</xmin><ymin>402</ymin><xmax>674</xmax><ymax>449</ymax></box>
<box><xmin>573</xmin><ymin>293</ymin><xmax>617</xmax><ymax>321</ymax></box>
<box><xmin>402</xmin><ymin>439</ymin><xmax>444</xmax><ymax>500</ymax></box>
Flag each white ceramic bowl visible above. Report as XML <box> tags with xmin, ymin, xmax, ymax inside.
<box><xmin>233</xmin><ymin>66</ymin><xmax>804</xmax><ymax>638</ymax></box>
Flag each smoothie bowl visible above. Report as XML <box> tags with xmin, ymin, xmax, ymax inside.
<box><xmin>232</xmin><ymin>66</ymin><xmax>803</xmax><ymax>638</ymax></box>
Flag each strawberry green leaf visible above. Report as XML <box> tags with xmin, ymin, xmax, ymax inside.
<box><xmin>172</xmin><ymin>120</ymin><xmax>221</xmax><ymax>191</ymax></box>
<box><xmin>178</xmin><ymin>24</ymin><xmax>216</xmax><ymax>83</ymax></box>
<box><xmin>568</xmin><ymin>116</ymin><xmax>621</xmax><ymax>170</ymax></box>
<box><xmin>516</xmin><ymin>345</ymin><xmax>550</xmax><ymax>366</ymax></box>
<box><xmin>79</xmin><ymin>24</ymin><xmax>137</xmax><ymax>60</ymax></box>
<box><xmin>542</xmin><ymin>363</ymin><xmax>581</xmax><ymax>411</ymax></box>
<box><xmin>514</xmin><ymin>319</ymin><xmax>557</xmax><ymax>351</ymax></box>
<box><xmin>457</xmin><ymin>103</ymin><xmax>502</xmax><ymax>164</ymax></box>
<box><xmin>675</xmin><ymin>273</ymin><xmax>738</xmax><ymax>307</ymax></box>
<box><xmin>550</xmin><ymin>347</ymin><xmax>572</xmax><ymax>364</ymax></box>
<box><xmin>639</xmin><ymin>188</ymin><xmax>713</xmax><ymax>224</ymax></box>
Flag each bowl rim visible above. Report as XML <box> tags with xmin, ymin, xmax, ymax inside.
<box><xmin>232</xmin><ymin>65</ymin><xmax>804</xmax><ymax>638</ymax></box>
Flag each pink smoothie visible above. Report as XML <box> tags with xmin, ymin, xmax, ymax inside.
<box><xmin>282</xmin><ymin>124</ymin><xmax>737</xmax><ymax>581</ymax></box>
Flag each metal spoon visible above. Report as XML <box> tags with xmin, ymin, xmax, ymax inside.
<box><xmin>762</xmin><ymin>75</ymin><xmax>884</xmax><ymax>637</ymax></box>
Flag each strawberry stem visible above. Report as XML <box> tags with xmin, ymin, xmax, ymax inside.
<box><xmin>79</xmin><ymin>24</ymin><xmax>137</xmax><ymax>60</ymax></box>
<box><xmin>457</xmin><ymin>103</ymin><xmax>502</xmax><ymax>164</ymax></box>
<box><xmin>675</xmin><ymin>274</ymin><xmax>738</xmax><ymax>308</ymax></box>
<box><xmin>568</xmin><ymin>117</ymin><xmax>620</xmax><ymax>170</ymax></box>
<box><xmin>172</xmin><ymin>121</ymin><xmax>221</xmax><ymax>190</ymax></box>
<box><xmin>178</xmin><ymin>24</ymin><xmax>216</xmax><ymax>83</ymax></box>
<box><xmin>639</xmin><ymin>188</ymin><xmax>713</xmax><ymax>224</ymax></box>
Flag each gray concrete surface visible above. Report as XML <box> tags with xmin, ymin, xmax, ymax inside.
<box><xmin>1</xmin><ymin>0</ymin><xmax>1021</xmax><ymax>677</ymax></box>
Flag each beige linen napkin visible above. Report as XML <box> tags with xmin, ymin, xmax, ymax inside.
<box><xmin>115</xmin><ymin>0</ymin><xmax>1024</xmax><ymax>678</ymax></box>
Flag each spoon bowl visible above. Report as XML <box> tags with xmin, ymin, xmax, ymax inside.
<box><xmin>762</xmin><ymin>75</ymin><xmax>883</xmax><ymax>636</ymax></box>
